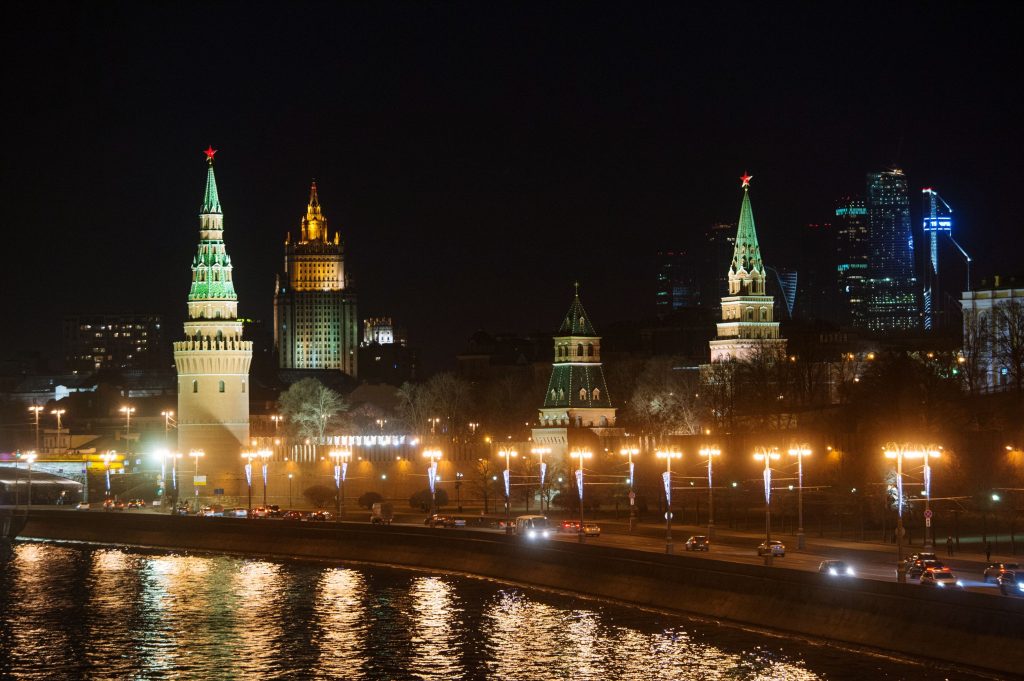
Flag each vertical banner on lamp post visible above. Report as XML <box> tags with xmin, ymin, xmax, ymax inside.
<box><xmin>629</xmin><ymin>461</ymin><xmax>635</xmax><ymax>488</ymax></box>
<box><xmin>334</xmin><ymin>465</ymin><xmax>341</xmax><ymax>488</ymax></box>
<box><xmin>923</xmin><ymin>465</ymin><xmax>931</xmax><ymax>498</ymax></box>
<box><xmin>763</xmin><ymin>468</ymin><xmax>771</xmax><ymax>504</ymax></box>
<box><xmin>245</xmin><ymin>463</ymin><xmax>252</xmax><ymax>487</ymax></box>
<box><xmin>262</xmin><ymin>464</ymin><xmax>268</xmax><ymax>488</ymax></box>
<box><xmin>575</xmin><ymin>469</ymin><xmax>584</xmax><ymax>500</ymax></box>
<box><xmin>341</xmin><ymin>461</ymin><xmax>348</xmax><ymax>482</ymax></box>
<box><xmin>502</xmin><ymin>469</ymin><xmax>510</xmax><ymax>498</ymax></box>
<box><xmin>539</xmin><ymin>462</ymin><xmax>547</xmax><ymax>487</ymax></box>
<box><xmin>896</xmin><ymin>476</ymin><xmax>904</xmax><ymax>517</ymax></box>
<box><xmin>428</xmin><ymin>461</ymin><xmax>438</xmax><ymax>494</ymax></box>
<box><xmin>662</xmin><ymin>471</ymin><xmax>671</xmax><ymax>506</ymax></box>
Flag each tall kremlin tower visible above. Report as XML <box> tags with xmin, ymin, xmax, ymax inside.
<box><xmin>173</xmin><ymin>147</ymin><xmax>253</xmax><ymax>501</ymax></box>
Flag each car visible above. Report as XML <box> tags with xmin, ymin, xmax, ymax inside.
<box><xmin>76</xmin><ymin>502</ymin><xmax>90</xmax><ymax>510</ymax></box>
<box><xmin>997</xmin><ymin>571</ymin><xmax>1024</xmax><ymax>597</ymax></box>
<box><xmin>126</xmin><ymin>499</ymin><xmax>146</xmax><ymax>509</ymax></box>
<box><xmin>983</xmin><ymin>562</ymin><xmax>1020</xmax><ymax>582</ymax></box>
<box><xmin>103</xmin><ymin>499</ymin><xmax>126</xmax><ymax>511</ymax></box>
<box><xmin>757</xmin><ymin>540</ymin><xmax>785</xmax><ymax>557</ymax></box>
<box><xmin>224</xmin><ymin>508</ymin><xmax>248</xmax><ymax>518</ymax></box>
<box><xmin>920</xmin><ymin>567</ymin><xmax>963</xmax><ymax>589</ymax></box>
<box><xmin>908</xmin><ymin>559</ymin><xmax>944</xmax><ymax>579</ymax></box>
<box><xmin>559</xmin><ymin>520</ymin><xmax>581</xmax><ymax>534</ymax></box>
<box><xmin>251</xmin><ymin>506</ymin><xmax>271</xmax><ymax>519</ymax></box>
<box><xmin>283</xmin><ymin>510</ymin><xmax>305</xmax><ymax>521</ymax></box>
<box><xmin>685</xmin><ymin>536</ymin><xmax>710</xmax><ymax>552</ymax></box>
<box><xmin>582</xmin><ymin>523</ymin><xmax>601</xmax><ymax>537</ymax></box>
<box><xmin>174</xmin><ymin>504</ymin><xmax>192</xmax><ymax>516</ymax></box>
<box><xmin>198</xmin><ymin>505</ymin><xmax>224</xmax><ymax>517</ymax></box>
<box><xmin>819</xmin><ymin>560</ymin><xmax>855</xmax><ymax>577</ymax></box>
<box><xmin>425</xmin><ymin>514</ymin><xmax>455</xmax><ymax>528</ymax></box>
<box><xmin>304</xmin><ymin>511</ymin><xmax>331</xmax><ymax>522</ymax></box>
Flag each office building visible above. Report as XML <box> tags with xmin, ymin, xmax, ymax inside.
<box><xmin>865</xmin><ymin>169</ymin><xmax>919</xmax><ymax>332</ymax></box>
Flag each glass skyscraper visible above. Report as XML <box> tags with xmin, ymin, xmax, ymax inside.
<box><xmin>834</xmin><ymin>196</ymin><xmax>870</xmax><ymax>327</ymax></box>
<box><xmin>865</xmin><ymin>169</ymin><xmax>919</xmax><ymax>332</ymax></box>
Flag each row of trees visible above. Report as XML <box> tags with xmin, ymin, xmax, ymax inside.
<box><xmin>961</xmin><ymin>299</ymin><xmax>1024</xmax><ymax>395</ymax></box>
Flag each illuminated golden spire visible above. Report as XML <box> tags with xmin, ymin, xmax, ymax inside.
<box><xmin>301</xmin><ymin>181</ymin><xmax>327</xmax><ymax>242</ymax></box>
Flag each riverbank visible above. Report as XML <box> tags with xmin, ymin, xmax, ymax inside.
<box><xmin>17</xmin><ymin>509</ymin><xmax>1024</xmax><ymax>677</ymax></box>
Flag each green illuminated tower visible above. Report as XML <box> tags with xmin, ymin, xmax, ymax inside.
<box><xmin>173</xmin><ymin>147</ymin><xmax>253</xmax><ymax>503</ymax></box>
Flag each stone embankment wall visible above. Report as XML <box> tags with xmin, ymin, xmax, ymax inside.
<box><xmin>19</xmin><ymin>510</ymin><xmax>1024</xmax><ymax>676</ymax></box>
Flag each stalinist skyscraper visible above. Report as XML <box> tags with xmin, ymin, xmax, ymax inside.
<box><xmin>173</xmin><ymin>147</ymin><xmax>253</xmax><ymax>499</ymax></box>
<box><xmin>709</xmin><ymin>173</ymin><xmax>786</xmax><ymax>362</ymax></box>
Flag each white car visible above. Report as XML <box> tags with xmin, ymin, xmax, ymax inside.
<box><xmin>757</xmin><ymin>540</ymin><xmax>785</xmax><ymax>557</ymax></box>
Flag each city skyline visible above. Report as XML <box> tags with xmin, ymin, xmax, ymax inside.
<box><xmin>2</xmin><ymin>4</ymin><xmax>1021</xmax><ymax>371</ymax></box>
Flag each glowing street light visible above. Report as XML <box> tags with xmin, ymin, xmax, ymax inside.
<box><xmin>498</xmin><ymin>447</ymin><xmax>517</xmax><ymax>534</ymax></box>
<box><xmin>23</xmin><ymin>451</ymin><xmax>37</xmax><ymax>507</ymax></box>
<box><xmin>28</xmin><ymin>406</ymin><xmax>43</xmax><ymax>452</ymax></box>
<box><xmin>656</xmin><ymin>450</ymin><xmax>682</xmax><ymax>554</ymax></box>
<box><xmin>884</xmin><ymin>443</ymin><xmax>942</xmax><ymax>579</ymax></box>
<box><xmin>160</xmin><ymin>410</ymin><xmax>175</xmax><ymax>446</ymax></box>
<box><xmin>619</xmin><ymin>446</ymin><xmax>640</xmax><ymax>533</ymax></box>
<box><xmin>570</xmin><ymin>449</ymin><xmax>593</xmax><ymax>543</ymax></box>
<box><xmin>428</xmin><ymin>417</ymin><xmax>440</xmax><ymax>435</ymax></box>
<box><xmin>330</xmin><ymin>449</ymin><xmax>352</xmax><ymax>519</ymax></box>
<box><xmin>531</xmin><ymin>447</ymin><xmax>551</xmax><ymax>513</ymax></box>
<box><xmin>258</xmin><ymin>449</ymin><xmax>272</xmax><ymax>507</ymax></box>
<box><xmin>271</xmin><ymin>414</ymin><xmax>283</xmax><ymax>432</ymax></box>
<box><xmin>753</xmin><ymin>447</ymin><xmax>781</xmax><ymax>565</ymax></box>
<box><xmin>241</xmin><ymin>451</ymin><xmax>257</xmax><ymax>517</ymax></box>
<box><xmin>189</xmin><ymin>449</ymin><xmax>205</xmax><ymax>511</ymax></box>
<box><xmin>699</xmin><ymin>446</ymin><xmax>721</xmax><ymax>538</ymax></box>
<box><xmin>787</xmin><ymin>444</ymin><xmax>812</xmax><ymax>550</ymax></box>
<box><xmin>119</xmin><ymin>405</ymin><xmax>136</xmax><ymax>455</ymax></box>
<box><xmin>100</xmin><ymin>451</ymin><xmax>117</xmax><ymax>497</ymax></box>
<box><xmin>422</xmin><ymin>448</ymin><xmax>443</xmax><ymax>517</ymax></box>
<box><xmin>50</xmin><ymin>409</ymin><xmax>66</xmax><ymax>452</ymax></box>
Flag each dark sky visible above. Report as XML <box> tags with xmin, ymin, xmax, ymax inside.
<box><xmin>2</xmin><ymin>2</ymin><xmax>1021</xmax><ymax>371</ymax></box>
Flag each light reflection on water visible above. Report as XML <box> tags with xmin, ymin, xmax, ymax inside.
<box><xmin>0</xmin><ymin>542</ymin><xmax>983</xmax><ymax>680</ymax></box>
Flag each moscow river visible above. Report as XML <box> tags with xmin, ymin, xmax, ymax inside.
<box><xmin>0</xmin><ymin>541</ymin><xmax>986</xmax><ymax>680</ymax></box>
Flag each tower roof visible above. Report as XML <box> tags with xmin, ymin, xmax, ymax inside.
<box><xmin>301</xmin><ymin>181</ymin><xmax>328</xmax><ymax>242</ymax></box>
<box><xmin>729</xmin><ymin>176</ymin><xmax>763</xmax><ymax>276</ymax></box>
<box><xmin>201</xmin><ymin>149</ymin><xmax>222</xmax><ymax>215</ymax></box>
<box><xmin>558</xmin><ymin>286</ymin><xmax>597</xmax><ymax>336</ymax></box>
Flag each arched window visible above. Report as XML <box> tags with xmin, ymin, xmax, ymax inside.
<box><xmin>746</xmin><ymin>307</ymin><xmax>754</xmax><ymax>321</ymax></box>
<box><xmin>760</xmin><ymin>307</ymin><xmax>768</xmax><ymax>321</ymax></box>
<box><xmin>579</xmin><ymin>388</ymin><xmax>587</xmax><ymax>401</ymax></box>
<box><xmin>592</xmin><ymin>388</ymin><xmax>601</xmax><ymax>401</ymax></box>
<box><xmin>577</xmin><ymin>343</ymin><xmax>584</xmax><ymax>357</ymax></box>
<box><xmin>192</xmin><ymin>380</ymin><xmax>198</xmax><ymax>393</ymax></box>
<box><xmin>587</xmin><ymin>343</ymin><xmax>594</xmax><ymax>357</ymax></box>
<box><xmin>218</xmin><ymin>380</ymin><xmax>225</xmax><ymax>393</ymax></box>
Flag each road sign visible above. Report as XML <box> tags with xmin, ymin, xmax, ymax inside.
<box><xmin>926</xmin><ymin>518</ymin><xmax>932</xmax><ymax>527</ymax></box>
<box><xmin>193</xmin><ymin>475</ymin><xmax>207</xmax><ymax>486</ymax></box>
<box><xmin>924</xmin><ymin>509</ymin><xmax>933</xmax><ymax>519</ymax></box>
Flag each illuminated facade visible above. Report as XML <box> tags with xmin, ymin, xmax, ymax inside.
<box><xmin>865</xmin><ymin>169</ymin><xmax>919</xmax><ymax>332</ymax></box>
<box><xmin>63</xmin><ymin>314</ymin><xmax>164</xmax><ymax>372</ymax></box>
<box><xmin>274</xmin><ymin>184</ymin><xmax>358</xmax><ymax>377</ymax></box>
<box><xmin>709</xmin><ymin>175</ymin><xmax>786</xmax><ymax>362</ymax></box>
<box><xmin>834</xmin><ymin>197</ymin><xmax>870</xmax><ymax>327</ymax></box>
<box><xmin>173</xmin><ymin>149</ymin><xmax>253</xmax><ymax>497</ymax></box>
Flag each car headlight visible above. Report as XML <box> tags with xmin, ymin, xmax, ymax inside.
<box><xmin>1017</xmin><ymin>582</ymin><xmax>1024</xmax><ymax>592</ymax></box>
<box><xmin>542</xmin><ymin>530</ymin><xmax>550</xmax><ymax>538</ymax></box>
<box><xmin>828</xmin><ymin>568</ymin><xmax>837</xmax><ymax>576</ymax></box>
<box><xmin>846</xmin><ymin>567</ymin><xmax>855</xmax><ymax>576</ymax></box>
<box><xmin>956</xmin><ymin>580</ymin><xmax>964</xmax><ymax>587</ymax></box>
<box><xmin>528</xmin><ymin>530</ymin><xmax>536</xmax><ymax>538</ymax></box>
<box><xmin>936</xmin><ymin>582</ymin><xmax>945</xmax><ymax>587</ymax></box>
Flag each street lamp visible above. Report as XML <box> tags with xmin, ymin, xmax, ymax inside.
<box><xmin>28</xmin><ymin>406</ymin><xmax>43</xmax><ymax>452</ymax></box>
<box><xmin>428</xmin><ymin>417</ymin><xmax>440</xmax><ymax>435</ymax></box>
<box><xmin>288</xmin><ymin>473</ymin><xmax>294</xmax><ymax>507</ymax></box>
<box><xmin>161</xmin><ymin>410</ymin><xmax>175</xmax><ymax>446</ymax></box>
<box><xmin>190</xmin><ymin>449</ymin><xmax>205</xmax><ymax>510</ymax></box>
<box><xmin>258</xmin><ymin>449</ymin><xmax>272</xmax><ymax>507</ymax></box>
<box><xmin>241</xmin><ymin>451</ymin><xmax>257</xmax><ymax>517</ymax></box>
<box><xmin>920</xmin><ymin>445</ymin><xmax>941</xmax><ymax>549</ymax></box>
<box><xmin>699</xmin><ymin>446</ymin><xmax>721</xmax><ymax>539</ymax></box>
<box><xmin>423</xmin><ymin>448</ymin><xmax>443</xmax><ymax>517</ymax></box>
<box><xmin>570</xmin><ymin>448</ymin><xmax>592</xmax><ymax>543</ymax></box>
<box><xmin>120</xmin><ymin>405</ymin><xmax>136</xmax><ymax>455</ymax></box>
<box><xmin>23</xmin><ymin>451</ymin><xmax>37</xmax><ymax>507</ymax></box>
<box><xmin>51</xmin><ymin>408</ymin><xmax>66</xmax><ymax>452</ymax></box>
<box><xmin>656</xmin><ymin>450</ymin><xmax>682</xmax><ymax>554</ymax></box>
<box><xmin>884</xmin><ymin>443</ymin><xmax>942</xmax><ymax>580</ymax></box>
<box><xmin>787</xmin><ymin>444</ymin><xmax>812</xmax><ymax>550</ymax></box>
<box><xmin>455</xmin><ymin>471</ymin><xmax>464</xmax><ymax>512</ymax></box>
<box><xmin>619</xmin><ymin>446</ymin><xmax>640</xmax><ymax>532</ymax></box>
<box><xmin>531</xmin><ymin>447</ymin><xmax>551</xmax><ymax>513</ymax></box>
<box><xmin>498</xmin><ymin>447</ymin><xmax>517</xmax><ymax>534</ymax></box>
<box><xmin>753</xmin><ymin>447</ymin><xmax>781</xmax><ymax>565</ymax></box>
<box><xmin>329</xmin><ymin>449</ymin><xmax>352</xmax><ymax>519</ymax></box>
<box><xmin>271</xmin><ymin>414</ymin><xmax>282</xmax><ymax>432</ymax></box>
<box><xmin>100</xmin><ymin>451</ymin><xmax>117</xmax><ymax>498</ymax></box>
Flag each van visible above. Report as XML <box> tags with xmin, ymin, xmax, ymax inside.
<box><xmin>514</xmin><ymin>515</ymin><xmax>551</xmax><ymax>539</ymax></box>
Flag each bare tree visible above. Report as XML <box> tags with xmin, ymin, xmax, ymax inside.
<box><xmin>627</xmin><ymin>356</ymin><xmax>701</xmax><ymax>443</ymax></box>
<box><xmin>960</xmin><ymin>308</ymin><xmax>992</xmax><ymax>396</ymax></box>
<box><xmin>395</xmin><ymin>381</ymin><xmax>434</xmax><ymax>434</ymax></box>
<box><xmin>994</xmin><ymin>300</ymin><xmax>1024</xmax><ymax>394</ymax></box>
<box><xmin>278</xmin><ymin>378</ymin><xmax>348</xmax><ymax>440</ymax></box>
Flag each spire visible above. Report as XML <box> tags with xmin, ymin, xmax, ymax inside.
<box><xmin>301</xmin><ymin>181</ymin><xmax>327</xmax><ymax>242</ymax></box>
<box><xmin>201</xmin><ymin>147</ymin><xmax>222</xmax><ymax>215</ymax></box>
<box><xmin>559</xmin><ymin>285</ymin><xmax>596</xmax><ymax>336</ymax></box>
<box><xmin>729</xmin><ymin>174</ymin><xmax>763</xmax><ymax>277</ymax></box>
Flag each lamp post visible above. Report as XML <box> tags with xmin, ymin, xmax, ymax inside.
<box><xmin>330</xmin><ymin>449</ymin><xmax>352</xmax><ymax>519</ymax></box>
<box><xmin>258</xmin><ymin>449</ymin><xmax>272</xmax><ymax>507</ymax></box>
<box><xmin>455</xmin><ymin>471</ymin><xmax>464</xmax><ymax>512</ymax></box>
<box><xmin>498</xmin><ymin>447</ymin><xmax>517</xmax><ymax>534</ymax></box>
<box><xmin>24</xmin><ymin>451</ymin><xmax>37</xmax><ymax>507</ymax></box>
<box><xmin>100</xmin><ymin>451</ymin><xmax>117</xmax><ymax>498</ymax></box>
<box><xmin>241</xmin><ymin>451</ymin><xmax>256</xmax><ymax>518</ymax></box>
<box><xmin>423</xmin><ymin>448</ymin><xmax>443</xmax><ymax>517</ymax></box>
<box><xmin>884</xmin><ymin>443</ymin><xmax>941</xmax><ymax>581</ymax></box>
<box><xmin>429</xmin><ymin>417</ymin><xmax>440</xmax><ymax>435</ymax></box>
<box><xmin>656</xmin><ymin>450</ymin><xmax>682</xmax><ymax>553</ymax></box>
<box><xmin>190</xmin><ymin>449</ymin><xmax>205</xmax><ymax>511</ymax></box>
<box><xmin>570</xmin><ymin>448</ymin><xmax>592</xmax><ymax>543</ymax></box>
<box><xmin>531</xmin><ymin>447</ymin><xmax>551</xmax><ymax>513</ymax></box>
<box><xmin>288</xmin><ymin>473</ymin><xmax>294</xmax><ymax>507</ymax></box>
<box><xmin>271</xmin><ymin>414</ymin><xmax>282</xmax><ymax>433</ymax></box>
<box><xmin>50</xmin><ymin>408</ymin><xmax>66</xmax><ymax>453</ymax></box>
<box><xmin>619</xmin><ymin>446</ymin><xmax>640</xmax><ymax>532</ymax></box>
<box><xmin>171</xmin><ymin>451</ymin><xmax>182</xmax><ymax>509</ymax></box>
<box><xmin>787</xmin><ymin>444</ymin><xmax>811</xmax><ymax>550</ymax></box>
<box><xmin>28</xmin><ymin>406</ymin><xmax>43</xmax><ymax>452</ymax></box>
<box><xmin>921</xmin><ymin>445</ymin><xmax>941</xmax><ymax>548</ymax></box>
<box><xmin>120</xmin><ymin>405</ymin><xmax>135</xmax><ymax>459</ymax></box>
<box><xmin>698</xmin><ymin>446</ymin><xmax>721</xmax><ymax>538</ymax></box>
<box><xmin>161</xmin><ymin>410</ymin><xmax>175</xmax><ymax>446</ymax></box>
<box><xmin>754</xmin><ymin>447</ymin><xmax>781</xmax><ymax>565</ymax></box>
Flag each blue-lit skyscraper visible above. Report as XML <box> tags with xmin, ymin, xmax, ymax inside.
<box><xmin>834</xmin><ymin>197</ymin><xmax>870</xmax><ymax>327</ymax></box>
<box><xmin>865</xmin><ymin>169</ymin><xmax>919</xmax><ymax>332</ymax></box>
<box><xmin>921</xmin><ymin>188</ymin><xmax>971</xmax><ymax>331</ymax></box>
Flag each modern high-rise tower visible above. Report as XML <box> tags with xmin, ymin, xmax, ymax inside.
<box><xmin>834</xmin><ymin>196</ymin><xmax>870</xmax><ymax>327</ymax></box>
<box><xmin>865</xmin><ymin>169</ymin><xmax>919</xmax><ymax>332</ymax></box>
<box><xmin>274</xmin><ymin>183</ymin><xmax>358</xmax><ymax>377</ymax></box>
<box><xmin>709</xmin><ymin>174</ymin><xmax>786</xmax><ymax>362</ymax></box>
<box><xmin>921</xmin><ymin>188</ymin><xmax>971</xmax><ymax>331</ymax></box>
<box><xmin>173</xmin><ymin>148</ymin><xmax>253</xmax><ymax>499</ymax></box>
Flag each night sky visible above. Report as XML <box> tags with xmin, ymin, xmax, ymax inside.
<box><xmin>3</xmin><ymin>2</ymin><xmax>1021</xmax><ymax>371</ymax></box>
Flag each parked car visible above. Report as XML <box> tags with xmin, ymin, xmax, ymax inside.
<box><xmin>370</xmin><ymin>502</ymin><xmax>394</xmax><ymax>525</ymax></box>
<box><xmin>997</xmin><ymin>571</ymin><xmax>1023</xmax><ymax>596</ymax></box>
<box><xmin>685</xmin><ymin>536</ymin><xmax>710</xmax><ymax>552</ymax></box>
<box><xmin>425</xmin><ymin>514</ymin><xmax>455</xmax><ymax>528</ymax></box>
<box><xmin>818</xmin><ymin>560</ymin><xmax>855</xmax><ymax>577</ymax></box>
<box><xmin>920</xmin><ymin>567</ymin><xmax>963</xmax><ymax>589</ymax></box>
<box><xmin>983</xmin><ymin>562</ymin><xmax>1020</xmax><ymax>582</ymax></box>
<box><xmin>514</xmin><ymin>515</ymin><xmax>552</xmax><ymax>539</ymax></box>
<box><xmin>757</xmin><ymin>540</ymin><xmax>785</xmax><ymax>557</ymax></box>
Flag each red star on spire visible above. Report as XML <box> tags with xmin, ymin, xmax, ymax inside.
<box><xmin>740</xmin><ymin>172</ymin><xmax>752</xmax><ymax>188</ymax></box>
<box><xmin>203</xmin><ymin>145</ymin><xmax>218</xmax><ymax>162</ymax></box>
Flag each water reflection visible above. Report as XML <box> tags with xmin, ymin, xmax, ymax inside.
<box><xmin>0</xmin><ymin>542</ymin><xmax>984</xmax><ymax>681</ymax></box>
